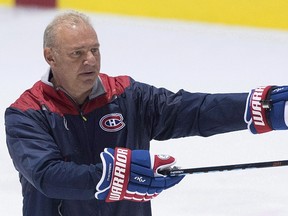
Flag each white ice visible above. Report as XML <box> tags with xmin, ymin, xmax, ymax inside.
<box><xmin>1</xmin><ymin>6</ymin><xmax>288</xmax><ymax>216</ymax></box>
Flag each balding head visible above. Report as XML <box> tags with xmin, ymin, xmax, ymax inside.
<box><xmin>43</xmin><ymin>10</ymin><xmax>94</xmax><ymax>48</ymax></box>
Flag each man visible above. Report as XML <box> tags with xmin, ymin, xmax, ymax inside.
<box><xmin>5</xmin><ymin>10</ymin><xmax>288</xmax><ymax>216</ymax></box>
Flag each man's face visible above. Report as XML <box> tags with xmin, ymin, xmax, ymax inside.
<box><xmin>44</xmin><ymin>23</ymin><xmax>101</xmax><ymax>103</ymax></box>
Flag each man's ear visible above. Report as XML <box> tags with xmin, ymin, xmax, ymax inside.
<box><xmin>44</xmin><ymin>48</ymin><xmax>55</xmax><ymax>66</ymax></box>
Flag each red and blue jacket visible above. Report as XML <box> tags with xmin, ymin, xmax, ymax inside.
<box><xmin>5</xmin><ymin>71</ymin><xmax>248</xmax><ymax>216</ymax></box>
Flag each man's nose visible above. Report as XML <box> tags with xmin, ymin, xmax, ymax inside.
<box><xmin>84</xmin><ymin>51</ymin><xmax>97</xmax><ymax>66</ymax></box>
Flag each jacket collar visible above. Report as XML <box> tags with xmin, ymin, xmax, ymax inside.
<box><xmin>41</xmin><ymin>69</ymin><xmax>106</xmax><ymax>100</ymax></box>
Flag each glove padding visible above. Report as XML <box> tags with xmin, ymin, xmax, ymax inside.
<box><xmin>95</xmin><ymin>147</ymin><xmax>184</xmax><ymax>202</ymax></box>
<box><xmin>245</xmin><ymin>86</ymin><xmax>288</xmax><ymax>134</ymax></box>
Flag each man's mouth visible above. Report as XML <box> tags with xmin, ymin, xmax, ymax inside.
<box><xmin>80</xmin><ymin>71</ymin><xmax>95</xmax><ymax>75</ymax></box>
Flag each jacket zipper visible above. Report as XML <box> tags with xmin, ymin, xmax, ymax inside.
<box><xmin>80</xmin><ymin>110</ymin><xmax>88</xmax><ymax>121</ymax></box>
<box><xmin>56</xmin><ymin>87</ymin><xmax>93</xmax><ymax>161</ymax></box>
<box><xmin>55</xmin><ymin>87</ymin><xmax>89</xmax><ymax>121</ymax></box>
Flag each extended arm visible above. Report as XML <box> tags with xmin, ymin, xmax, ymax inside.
<box><xmin>129</xmin><ymin>81</ymin><xmax>248</xmax><ymax>139</ymax></box>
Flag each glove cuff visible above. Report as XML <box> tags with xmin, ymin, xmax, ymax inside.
<box><xmin>106</xmin><ymin>147</ymin><xmax>131</xmax><ymax>202</ymax></box>
<box><xmin>247</xmin><ymin>86</ymin><xmax>273</xmax><ymax>134</ymax></box>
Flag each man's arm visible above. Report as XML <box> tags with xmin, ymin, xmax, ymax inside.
<box><xmin>5</xmin><ymin>107</ymin><xmax>102</xmax><ymax>200</ymax></box>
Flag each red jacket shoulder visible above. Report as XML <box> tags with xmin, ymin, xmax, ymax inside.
<box><xmin>99</xmin><ymin>73</ymin><xmax>131</xmax><ymax>96</ymax></box>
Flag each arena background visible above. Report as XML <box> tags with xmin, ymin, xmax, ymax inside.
<box><xmin>1</xmin><ymin>1</ymin><xmax>288</xmax><ymax>216</ymax></box>
<box><xmin>0</xmin><ymin>0</ymin><xmax>288</xmax><ymax>30</ymax></box>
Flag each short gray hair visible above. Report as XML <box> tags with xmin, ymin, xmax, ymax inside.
<box><xmin>43</xmin><ymin>10</ymin><xmax>93</xmax><ymax>48</ymax></box>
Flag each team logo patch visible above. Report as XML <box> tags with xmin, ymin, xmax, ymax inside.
<box><xmin>99</xmin><ymin>113</ymin><xmax>125</xmax><ymax>132</ymax></box>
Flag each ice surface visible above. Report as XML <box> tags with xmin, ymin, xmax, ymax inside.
<box><xmin>1</xmin><ymin>6</ymin><xmax>288</xmax><ymax>215</ymax></box>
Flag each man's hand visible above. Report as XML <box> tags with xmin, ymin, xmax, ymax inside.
<box><xmin>95</xmin><ymin>147</ymin><xmax>184</xmax><ymax>202</ymax></box>
<box><xmin>245</xmin><ymin>86</ymin><xmax>288</xmax><ymax>134</ymax></box>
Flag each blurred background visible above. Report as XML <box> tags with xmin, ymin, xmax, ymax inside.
<box><xmin>1</xmin><ymin>0</ymin><xmax>288</xmax><ymax>215</ymax></box>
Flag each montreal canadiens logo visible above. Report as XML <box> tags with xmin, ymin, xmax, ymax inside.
<box><xmin>99</xmin><ymin>113</ymin><xmax>125</xmax><ymax>132</ymax></box>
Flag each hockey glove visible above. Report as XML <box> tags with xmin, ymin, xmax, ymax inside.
<box><xmin>245</xmin><ymin>86</ymin><xmax>288</xmax><ymax>134</ymax></box>
<box><xmin>95</xmin><ymin>147</ymin><xmax>184</xmax><ymax>202</ymax></box>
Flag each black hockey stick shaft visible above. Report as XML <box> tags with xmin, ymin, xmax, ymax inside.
<box><xmin>159</xmin><ymin>159</ymin><xmax>288</xmax><ymax>176</ymax></box>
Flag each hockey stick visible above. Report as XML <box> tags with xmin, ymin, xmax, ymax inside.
<box><xmin>159</xmin><ymin>159</ymin><xmax>288</xmax><ymax>176</ymax></box>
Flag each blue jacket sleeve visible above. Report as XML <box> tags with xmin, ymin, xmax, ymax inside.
<box><xmin>5</xmin><ymin>108</ymin><xmax>102</xmax><ymax>200</ymax></box>
<box><xmin>126</xmin><ymin>81</ymin><xmax>248</xmax><ymax>140</ymax></box>
<box><xmin>152</xmin><ymin>89</ymin><xmax>248</xmax><ymax>139</ymax></box>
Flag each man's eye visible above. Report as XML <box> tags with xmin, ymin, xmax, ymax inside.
<box><xmin>71</xmin><ymin>51</ymin><xmax>82</xmax><ymax>56</ymax></box>
<box><xmin>91</xmin><ymin>48</ymin><xmax>99</xmax><ymax>55</ymax></box>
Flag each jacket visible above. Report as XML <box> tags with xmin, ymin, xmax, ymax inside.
<box><xmin>5</xmin><ymin>71</ymin><xmax>248</xmax><ymax>216</ymax></box>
